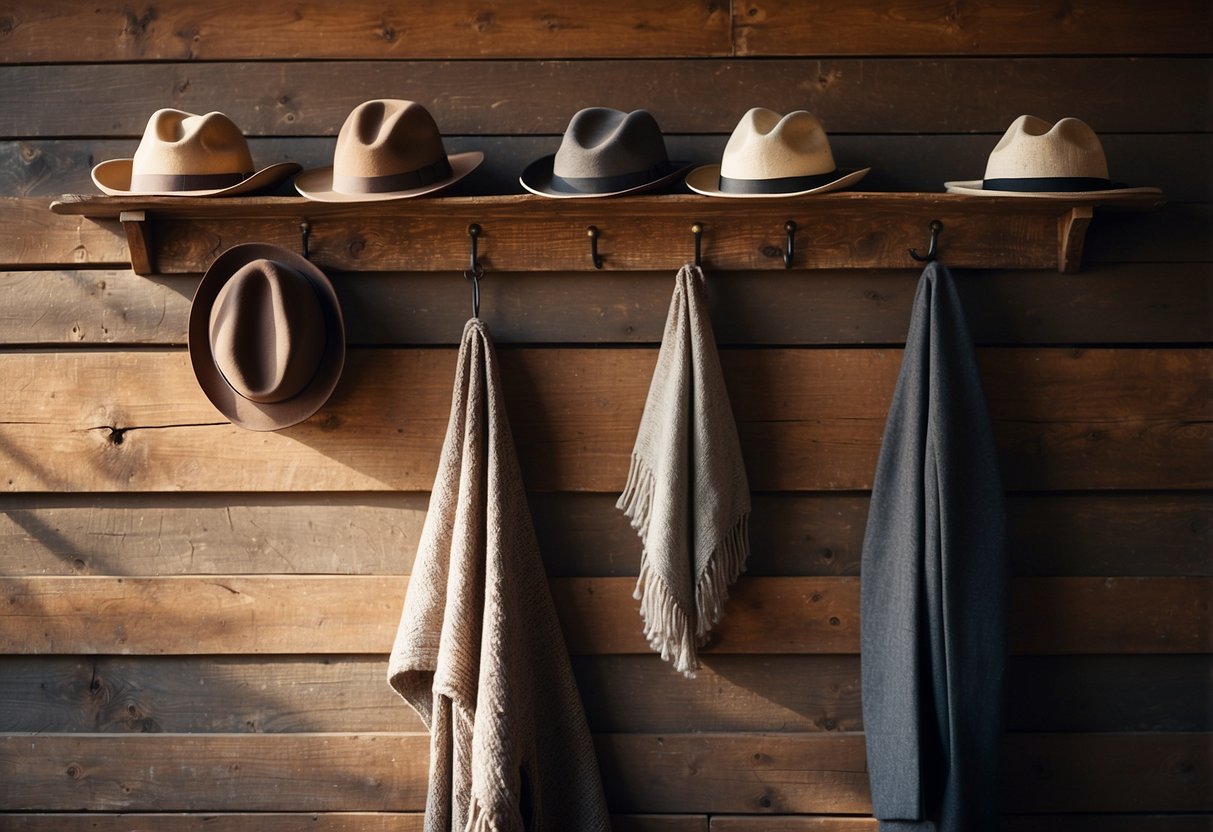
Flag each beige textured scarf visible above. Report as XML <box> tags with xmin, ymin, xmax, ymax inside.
<box><xmin>617</xmin><ymin>264</ymin><xmax>751</xmax><ymax>676</ymax></box>
<box><xmin>388</xmin><ymin>318</ymin><xmax>610</xmax><ymax>831</ymax></box>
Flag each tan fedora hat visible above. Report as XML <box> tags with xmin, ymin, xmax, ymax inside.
<box><xmin>945</xmin><ymin>115</ymin><xmax>1162</xmax><ymax>197</ymax></box>
<box><xmin>189</xmin><ymin>243</ymin><xmax>345</xmax><ymax>431</ymax></box>
<box><xmin>520</xmin><ymin>107</ymin><xmax>692</xmax><ymax>198</ymax></box>
<box><xmin>686</xmin><ymin>108</ymin><xmax>869</xmax><ymax>198</ymax></box>
<box><xmin>295</xmin><ymin>99</ymin><xmax>483</xmax><ymax>202</ymax></box>
<box><xmin>92</xmin><ymin>109</ymin><xmax>300</xmax><ymax>197</ymax></box>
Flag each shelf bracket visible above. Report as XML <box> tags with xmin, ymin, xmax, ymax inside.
<box><xmin>119</xmin><ymin>210</ymin><xmax>155</xmax><ymax>275</ymax></box>
<box><xmin>1058</xmin><ymin>205</ymin><xmax>1094</xmax><ymax>274</ymax></box>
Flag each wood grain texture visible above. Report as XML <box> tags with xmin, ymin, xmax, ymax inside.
<box><xmin>0</xmin><ymin>575</ymin><xmax>1207</xmax><ymax>656</ymax></box>
<box><xmin>713</xmin><ymin>816</ymin><xmax>1213</xmax><ymax>832</ymax></box>
<box><xmin>735</xmin><ymin>0</ymin><xmax>1213</xmax><ymax>56</ymax></box>
<box><xmin>1</xmin><ymin>347</ymin><xmax>1208</xmax><ymax>493</ymax></box>
<box><xmin>6</xmin><ymin>491</ymin><xmax>1207</xmax><ymax>580</ymax></box>
<box><xmin>4</xmin><ymin>59</ymin><xmax>1209</xmax><ymax>136</ymax></box>
<box><xmin>0</xmin><ymin>815</ymin><xmax>707</xmax><ymax>832</ymax></box>
<box><xmin>0</xmin><ymin>1</ymin><xmax>730</xmax><ymax>62</ymax></box>
<box><xmin>0</xmin><ymin>732</ymin><xmax>1207</xmax><ymax>813</ymax></box>
<box><xmin>2</xmin><ymin>262</ymin><xmax>1210</xmax><ymax>348</ymax></box>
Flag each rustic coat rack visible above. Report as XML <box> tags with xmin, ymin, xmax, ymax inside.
<box><xmin>50</xmin><ymin>191</ymin><xmax>1164</xmax><ymax>276</ymax></box>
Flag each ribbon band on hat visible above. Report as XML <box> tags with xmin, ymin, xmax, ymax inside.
<box><xmin>130</xmin><ymin>170</ymin><xmax>253</xmax><ymax>192</ymax></box>
<box><xmin>718</xmin><ymin>168</ymin><xmax>843</xmax><ymax>195</ymax></box>
<box><xmin>548</xmin><ymin>160</ymin><xmax>677</xmax><ymax>195</ymax></box>
<box><xmin>981</xmin><ymin>176</ymin><xmax>1115</xmax><ymax>193</ymax></box>
<box><xmin>332</xmin><ymin>156</ymin><xmax>454</xmax><ymax>195</ymax></box>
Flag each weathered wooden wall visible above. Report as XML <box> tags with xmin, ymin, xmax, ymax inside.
<box><xmin>1</xmin><ymin>1</ymin><xmax>1210</xmax><ymax>829</ymax></box>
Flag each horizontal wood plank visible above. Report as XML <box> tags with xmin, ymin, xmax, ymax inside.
<box><xmin>2</xmin><ymin>263</ymin><xmax>1210</xmax><ymax>348</ymax></box>
<box><xmin>735</xmin><ymin>0</ymin><xmax>1213</xmax><ymax>56</ymax></box>
<box><xmin>0</xmin><ymin>575</ymin><xmax>1207</xmax><ymax>656</ymax></box>
<box><xmin>1</xmin><ymin>653</ymin><xmax>1207</xmax><ymax>735</ymax></box>
<box><xmin>0</xmin><ymin>348</ymin><xmax>1208</xmax><ymax>493</ymax></box>
<box><xmin>0</xmin><ymin>732</ymin><xmax>1208</xmax><ymax>813</ymax></box>
<box><xmin>0</xmin><ymin>815</ymin><xmax>707</xmax><ymax>832</ymax></box>
<box><xmin>3</xmin><ymin>491</ymin><xmax>1209</xmax><ymax>579</ymax></box>
<box><xmin>4</xmin><ymin>59</ymin><xmax>1208</xmax><ymax>136</ymax></box>
<box><xmin>0</xmin><ymin>1</ymin><xmax>730</xmax><ymax>62</ymax></box>
<box><xmin>712</xmin><ymin>816</ymin><xmax>1213</xmax><ymax>832</ymax></box>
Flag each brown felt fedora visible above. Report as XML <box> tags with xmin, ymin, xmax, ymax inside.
<box><xmin>295</xmin><ymin>99</ymin><xmax>483</xmax><ymax>201</ymax></box>
<box><xmin>520</xmin><ymin>107</ymin><xmax>692</xmax><ymax>198</ymax></box>
<box><xmin>685</xmin><ymin>108</ymin><xmax>868</xmax><ymax>198</ymax></box>
<box><xmin>189</xmin><ymin>243</ymin><xmax>345</xmax><ymax>431</ymax></box>
<box><xmin>92</xmin><ymin>108</ymin><xmax>300</xmax><ymax>197</ymax></box>
<box><xmin>945</xmin><ymin>115</ymin><xmax>1162</xmax><ymax>197</ymax></box>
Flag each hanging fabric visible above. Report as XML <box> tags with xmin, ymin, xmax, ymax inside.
<box><xmin>860</xmin><ymin>260</ymin><xmax>1008</xmax><ymax>831</ymax></box>
<box><xmin>388</xmin><ymin>318</ymin><xmax>610</xmax><ymax>831</ymax></box>
<box><xmin>617</xmin><ymin>263</ymin><xmax>751</xmax><ymax>677</ymax></box>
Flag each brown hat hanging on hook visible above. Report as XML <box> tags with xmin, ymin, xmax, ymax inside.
<box><xmin>188</xmin><ymin>243</ymin><xmax>345</xmax><ymax>431</ymax></box>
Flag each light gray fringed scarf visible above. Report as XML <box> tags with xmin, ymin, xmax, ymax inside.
<box><xmin>617</xmin><ymin>264</ymin><xmax>751</xmax><ymax>676</ymax></box>
<box><xmin>388</xmin><ymin>318</ymin><xmax>611</xmax><ymax>832</ymax></box>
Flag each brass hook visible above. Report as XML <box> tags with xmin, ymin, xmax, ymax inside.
<box><xmin>691</xmin><ymin>222</ymin><xmax>703</xmax><ymax>268</ymax></box>
<box><xmin>909</xmin><ymin>219</ymin><xmax>943</xmax><ymax>262</ymax></box>
<box><xmin>300</xmin><ymin>220</ymin><xmax>311</xmax><ymax>260</ymax></box>
<box><xmin>587</xmin><ymin>225</ymin><xmax>604</xmax><ymax>269</ymax></box>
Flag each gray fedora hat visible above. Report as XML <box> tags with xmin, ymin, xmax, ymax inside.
<box><xmin>520</xmin><ymin>107</ymin><xmax>692</xmax><ymax>198</ymax></box>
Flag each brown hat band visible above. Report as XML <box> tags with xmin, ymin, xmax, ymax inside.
<box><xmin>332</xmin><ymin>157</ymin><xmax>453</xmax><ymax>194</ymax></box>
<box><xmin>130</xmin><ymin>171</ymin><xmax>252</xmax><ymax>192</ymax></box>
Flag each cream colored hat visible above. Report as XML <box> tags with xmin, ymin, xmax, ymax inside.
<box><xmin>92</xmin><ymin>109</ymin><xmax>300</xmax><ymax>196</ymax></box>
<box><xmin>686</xmin><ymin>108</ymin><xmax>869</xmax><ymax>198</ymax></box>
<box><xmin>295</xmin><ymin>99</ymin><xmax>483</xmax><ymax>202</ymax></box>
<box><xmin>945</xmin><ymin>115</ymin><xmax>1162</xmax><ymax>197</ymax></box>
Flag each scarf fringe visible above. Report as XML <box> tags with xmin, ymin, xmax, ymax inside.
<box><xmin>618</xmin><ymin>453</ymin><xmax>750</xmax><ymax>677</ymax></box>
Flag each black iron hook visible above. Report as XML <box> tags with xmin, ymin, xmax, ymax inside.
<box><xmin>587</xmin><ymin>225</ymin><xmax>604</xmax><ymax>269</ymax></box>
<box><xmin>691</xmin><ymin>222</ymin><xmax>703</xmax><ymax>268</ymax></box>
<box><xmin>464</xmin><ymin>223</ymin><xmax>484</xmax><ymax>318</ymax></box>
<box><xmin>300</xmin><ymin>220</ymin><xmax>311</xmax><ymax>260</ymax></box>
<box><xmin>783</xmin><ymin>220</ymin><xmax>797</xmax><ymax>269</ymax></box>
<box><xmin>909</xmin><ymin>219</ymin><xmax>943</xmax><ymax>262</ymax></box>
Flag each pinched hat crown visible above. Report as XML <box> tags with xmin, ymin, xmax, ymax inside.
<box><xmin>331</xmin><ymin>99</ymin><xmax>453</xmax><ymax>194</ymax></box>
<box><xmin>982</xmin><ymin>115</ymin><xmax>1110</xmax><ymax>190</ymax></box>
<box><xmin>209</xmin><ymin>259</ymin><xmax>327</xmax><ymax>405</ymax></box>
<box><xmin>130</xmin><ymin>109</ymin><xmax>255</xmax><ymax>191</ymax></box>
<box><xmin>720</xmin><ymin>108</ymin><xmax>836</xmax><ymax>182</ymax></box>
<box><xmin>551</xmin><ymin>108</ymin><xmax>673</xmax><ymax>189</ymax></box>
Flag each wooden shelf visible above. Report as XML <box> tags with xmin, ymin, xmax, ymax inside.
<box><xmin>50</xmin><ymin>191</ymin><xmax>1166</xmax><ymax>275</ymax></box>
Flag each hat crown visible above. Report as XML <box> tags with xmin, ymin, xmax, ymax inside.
<box><xmin>208</xmin><ymin>259</ymin><xmax>326</xmax><ymax>404</ymax></box>
<box><xmin>984</xmin><ymin>115</ymin><xmax>1109</xmax><ymax>180</ymax></box>
<box><xmin>721</xmin><ymin>108</ymin><xmax>836</xmax><ymax>180</ymax></box>
<box><xmin>333</xmin><ymin>99</ymin><xmax>447</xmax><ymax>179</ymax></box>
<box><xmin>553</xmin><ymin>108</ymin><xmax>670</xmax><ymax>179</ymax></box>
<box><xmin>131</xmin><ymin>109</ymin><xmax>254</xmax><ymax>177</ymax></box>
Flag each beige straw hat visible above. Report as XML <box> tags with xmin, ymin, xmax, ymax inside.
<box><xmin>685</xmin><ymin>108</ymin><xmax>869</xmax><ymax>198</ymax></box>
<box><xmin>92</xmin><ymin>109</ymin><xmax>300</xmax><ymax>197</ymax></box>
<box><xmin>295</xmin><ymin>99</ymin><xmax>482</xmax><ymax>202</ymax></box>
<box><xmin>945</xmin><ymin>115</ymin><xmax>1162</xmax><ymax>197</ymax></box>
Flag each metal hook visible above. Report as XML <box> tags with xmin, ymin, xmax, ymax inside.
<box><xmin>587</xmin><ymin>225</ymin><xmax>604</xmax><ymax>269</ymax></box>
<box><xmin>909</xmin><ymin>219</ymin><xmax>943</xmax><ymax>262</ymax></box>
<box><xmin>464</xmin><ymin>223</ymin><xmax>484</xmax><ymax>318</ymax></box>
<box><xmin>691</xmin><ymin>222</ymin><xmax>703</xmax><ymax>268</ymax></box>
<box><xmin>300</xmin><ymin>220</ymin><xmax>311</xmax><ymax>260</ymax></box>
<box><xmin>783</xmin><ymin>220</ymin><xmax>797</xmax><ymax>269</ymax></box>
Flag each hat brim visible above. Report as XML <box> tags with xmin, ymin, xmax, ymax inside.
<box><xmin>684</xmin><ymin>164</ymin><xmax>870</xmax><ymax>198</ymax></box>
<box><xmin>91</xmin><ymin>159</ymin><xmax>301</xmax><ymax>197</ymax></box>
<box><xmin>189</xmin><ymin>243</ymin><xmax>346</xmax><ymax>432</ymax></box>
<box><xmin>943</xmin><ymin>180</ymin><xmax>1164</xmax><ymax>198</ymax></box>
<box><xmin>519</xmin><ymin>155</ymin><xmax>694</xmax><ymax>198</ymax></box>
<box><xmin>294</xmin><ymin>151</ymin><xmax>484</xmax><ymax>202</ymax></box>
